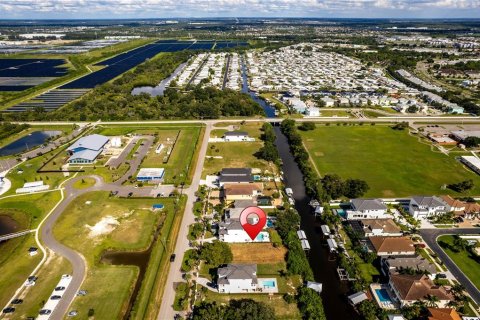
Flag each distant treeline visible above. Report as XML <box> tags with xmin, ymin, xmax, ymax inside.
<box><xmin>0</xmin><ymin>122</ymin><xmax>29</xmax><ymax>142</ymax></box>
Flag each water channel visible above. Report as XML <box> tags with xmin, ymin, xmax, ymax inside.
<box><xmin>100</xmin><ymin>219</ymin><xmax>165</xmax><ymax>319</ymax></box>
<box><xmin>131</xmin><ymin>62</ymin><xmax>187</xmax><ymax>97</ymax></box>
<box><xmin>0</xmin><ymin>215</ymin><xmax>19</xmax><ymax>236</ymax></box>
<box><xmin>0</xmin><ymin>130</ymin><xmax>61</xmax><ymax>157</ymax></box>
<box><xmin>273</xmin><ymin>126</ymin><xmax>359</xmax><ymax>319</ymax></box>
<box><xmin>240</xmin><ymin>57</ymin><xmax>276</xmax><ymax>118</ymax></box>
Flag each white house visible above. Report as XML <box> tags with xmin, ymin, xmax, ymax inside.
<box><xmin>218</xmin><ymin>219</ymin><xmax>269</xmax><ymax>243</ymax></box>
<box><xmin>305</xmin><ymin>107</ymin><xmax>321</xmax><ymax>117</ymax></box>
<box><xmin>346</xmin><ymin>198</ymin><xmax>388</xmax><ymax>220</ymax></box>
<box><xmin>321</xmin><ymin>96</ymin><xmax>335</xmax><ymax>107</ymax></box>
<box><xmin>223</xmin><ymin>131</ymin><xmax>255</xmax><ymax>142</ymax></box>
<box><xmin>408</xmin><ymin>196</ymin><xmax>448</xmax><ymax>219</ymax></box>
<box><xmin>217</xmin><ymin>264</ymin><xmax>258</xmax><ymax>293</ymax></box>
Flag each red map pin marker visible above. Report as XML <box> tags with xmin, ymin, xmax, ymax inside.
<box><xmin>240</xmin><ymin>206</ymin><xmax>267</xmax><ymax>241</ymax></box>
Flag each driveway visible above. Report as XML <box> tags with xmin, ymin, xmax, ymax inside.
<box><xmin>420</xmin><ymin>228</ymin><xmax>480</xmax><ymax>305</ymax></box>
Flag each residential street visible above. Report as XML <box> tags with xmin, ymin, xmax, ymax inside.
<box><xmin>420</xmin><ymin>228</ymin><xmax>480</xmax><ymax>305</ymax></box>
<box><xmin>157</xmin><ymin>123</ymin><xmax>212</xmax><ymax>320</ymax></box>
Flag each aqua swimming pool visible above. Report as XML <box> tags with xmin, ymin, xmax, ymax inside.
<box><xmin>375</xmin><ymin>289</ymin><xmax>392</xmax><ymax>302</ymax></box>
<box><xmin>261</xmin><ymin>280</ymin><xmax>276</xmax><ymax>288</ymax></box>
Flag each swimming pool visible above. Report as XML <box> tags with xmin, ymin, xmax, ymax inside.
<box><xmin>334</xmin><ymin>208</ymin><xmax>347</xmax><ymax>219</ymax></box>
<box><xmin>261</xmin><ymin>280</ymin><xmax>276</xmax><ymax>288</ymax></box>
<box><xmin>375</xmin><ymin>289</ymin><xmax>392</xmax><ymax>302</ymax></box>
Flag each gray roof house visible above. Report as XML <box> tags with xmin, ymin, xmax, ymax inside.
<box><xmin>347</xmin><ymin>291</ymin><xmax>368</xmax><ymax>306</ymax></box>
<box><xmin>217</xmin><ymin>264</ymin><xmax>258</xmax><ymax>293</ymax></box>
<box><xmin>409</xmin><ymin>196</ymin><xmax>448</xmax><ymax>219</ymax></box>
<box><xmin>346</xmin><ymin>198</ymin><xmax>388</xmax><ymax>220</ymax></box>
<box><xmin>381</xmin><ymin>256</ymin><xmax>437</xmax><ymax>276</ymax></box>
<box><xmin>219</xmin><ymin>168</ymin><xmax>254</xmax><ymax>186</ymax></box>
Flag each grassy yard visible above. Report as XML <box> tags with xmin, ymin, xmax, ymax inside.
<box><xmin>53</xmin><ymin>191</ymin><xmax>180</xmax><ymax>319</ymax></box>
<box><xmin>230</xmin><ymin>243</ymin><xmax>287</xmax><ymax>264</ymax></box>
<box><xmin>301</xmin><ymin>124</ymin><xmax>480</xmax><ymax>197</ymax></box>
<box><xmin>318</xmin><ymin>109</ymin><xmax>351</xmax><ymax>117</ymax></box>
<box><xmin>438</xmin><ymin>235</ymin><xmax>480</xmax><ymax>290</ymax></box>
<box><xmin>203</xmin><ymin>123</ymin><xmax>269</xmax><ymax>178</ymax></box>
<box><xmin>200</xmin><ymin>290</ymin><xmax>301</xmax><ymax>320</ymax></box>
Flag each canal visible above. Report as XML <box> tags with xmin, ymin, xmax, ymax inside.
<box><xmin>240</xmin><ymin>57</ymin><xmax>276</xmax><ymax>118</ymax></box>
<box><xmin>273</xmin><ymin>126</ymin><xmax>359</xmax><ymax>320</ymax></box>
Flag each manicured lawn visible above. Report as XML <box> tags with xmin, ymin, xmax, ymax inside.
<box><xmin>301</xmin><ymin>124</ymin><xmax>480</xmax><ymax>197</ymax></box>
<box><xmin>317</xmin><ymin>109</ymin><xmax>351</xmax><ymax>117</ymax></box>
<box><xmin>72</xmin><ymin>177</ymin><xmax>97</xmax><ymax>189</ymax></box>
<box><xmin>438</xmin><ymin>235</ymin><xmax>480</xmax><ymax>290</ymax></box>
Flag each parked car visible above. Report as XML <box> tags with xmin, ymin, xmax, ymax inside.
<box><xmin>24</xmin><ymin>281</ymin><xmax>36</xmax><ymax>287</ymax></box>
<box><xmin>27</xmin><ymin>276</ymin><xmax>38</xmax><ymax>282</ymax></box>
<box><xmin>2</xmin><ymin>307</ymin><xmax>15</xmax><ymax>314</ymax></box>
<box><xmin>170</xmin><ymin>254</ymin><xmax>176</xmax><ymax>262</ymax></box>
<box><xmin>55</xmin><ymin>286</ymin><xmax>65</xmax><ymax>291</ymax></box>
<box><xmin>437</xmin><ymin>274</ymin><xmax>447</xmax><ymax>279</ymax></box>
<box><xmin>128</xmin><ymin>192</ymin><xmax>133</xmax><ymax>197</ymax></box>
<box><xmin>39</xmin><ymin>309</ymin><xmax>52</xmax><ymax>315</ymax></box>
<box><xmin>11</xmin><ymin>299</ymin><xmax>23</xmax><ymax>305</ymax></box>
<box><xmin>50</xmin><ymin>295</ymin><xmax>62</xmax><ymax>300</ymax></box>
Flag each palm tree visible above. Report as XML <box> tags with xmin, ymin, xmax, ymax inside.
<box><xmin>424</xmin><ymin>294</ymin><xmax>440</xmax><ymax>307</ymax></box>
<box><xmin>451</xmin><ymin>283</ymin><xmax>466</xmax><ymax>297</ymax></box>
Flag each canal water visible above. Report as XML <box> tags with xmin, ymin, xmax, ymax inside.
<box><xmin>0</xmin><ymin>215</ymin><xmax>19</xmax><ymax>236</ymax></box>
<box><xmin>273</xmin><ymin>126</ymin><xmax>359</xmax><ymax>320</ymax></box>
<box><xmin>131</xmin><ymin>62</ymin><xmax>187</xmax><ymax>97</ymax></box>
<box><xmin>0</xmin><ymin>130</ymin><xmax>61</xmax><ymax>157</ymax></box>
<box><xmin>100</xmin><ymin>219</ymin><xmax>165</xmax><ymax>319</ymax></box>
<box><xmin>240</xmin><ymin>57</ymin><xmax>276</xmax><ymax>118</ymax></box>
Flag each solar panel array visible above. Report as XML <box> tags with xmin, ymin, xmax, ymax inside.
<box><xmin>4</xmin><ymin>89</ymin><xmax>89</xmax><ymax>113</ymax></box>
<box><xmin>3</xmin><ymin>40</ymin><xmax>247</xmax><ymax>113</ymax></box>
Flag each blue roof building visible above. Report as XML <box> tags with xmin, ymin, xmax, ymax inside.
<box><xmin>67</xmin><ymin>134</ymin><xmax>109</xmax><ymax>164</ymax></box>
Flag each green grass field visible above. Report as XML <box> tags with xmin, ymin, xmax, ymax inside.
<box><xmin>301</xmin><ymin>124</ymin><xmax>480</xmax><ymax>197</ymax></box>
<box><xmin>438</xmin><ymin>235</ymin><xmax>480</xmax><ymax>290</ymax></box>
<box><xmin>203</xmin><ymin>122</ymin><xmax>270</xmax><ymax>177</ymax></box>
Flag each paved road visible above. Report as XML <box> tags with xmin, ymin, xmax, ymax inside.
<box><xmin>157</xmin><ymin>123</ymin><xmax>212</xmax><ymax>320</ymax></box>
<box><xmin>420</xmin><ymin>228</ymin><xmax>480</xmax><ymax>305</ymax></box>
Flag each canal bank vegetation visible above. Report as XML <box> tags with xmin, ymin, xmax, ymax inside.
<box><xmin>53</xmin><ymin>191</ymin><xmax>182</xmax><ymax>319</ymax></box>
<box><xmin>0</xmin><ymin>122</ymin><xmax>30</xmax><ymax>145</ymax></box>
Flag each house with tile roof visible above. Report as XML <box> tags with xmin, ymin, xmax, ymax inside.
<box><xmin>388</xmin><ymin>274</ymin><xmax>453</xmax><ymax>307</ymax></box>
<box><xmin>369</xmin><ymin>237</ymin><xmax>416</xmax><ymax>257</ymax></box>
<box><xmin>427</xmin><ymin>308</ymin><xmax>462</xmax><ymax>320</ymax></box>
<box><xmin>440</xmin><ymin>195</ymin><xmax>480</xmax><ymax>220</ymax></box>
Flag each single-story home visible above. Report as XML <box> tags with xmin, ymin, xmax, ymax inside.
<box><xmin>427</xmin><ymin>308</ymin><xmax>462</xmax><ymax>320</ymax></box>
<box><xmin>223</xmin><ymin>183</ymin><xmax>263</xmax><ymax>202</ymax></box>
<box><xmin>369</xmin><ymin>236</ymin><xmax>416</xmax><ymax>257</ymax></box>
<box><xmin>359</xmin><ymin>219</ymin><xmax>402</xmax><ymax>237</ymax></box>
<box><xmin>381</xmin><ymin>256</ymin><xmax>437</xmax><ymax>276</ymax></box>
<box><xmin>218</xmin><ymin>168</ymin><xmax>254</xmax><ymax>187</ymax></box>
<box><xmin>388</xmin><ymin>274</ymin><xmax>453</xmax><ymax>307</ymax></box>
<box><xmin>136</xmin><ymin>168</ymin><xmax>165</xmax><ymax>183</ymax></box>
<box><xmin>223</xmin><ymin>131</ymin><xmax>254</xmax><ymax>142</ymax></box>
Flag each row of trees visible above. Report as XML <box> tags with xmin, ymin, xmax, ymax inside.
<box><xmin>274</xmin><ymin>208</ymin><xmax>326</xmax><ymax>320</ymax></box>
<box><xmin>192</xmin><ymin>299</ymin><xmax>275</xmax><ymax>320</ymax></box>
<box><xmin>258</xmin><ymin>123</ymin><xmax>280</xmax><ymax>163</ymax></box>
<box><xmin>280</xmin><ymin>119</ymin><xmax>369</xmax><ymax>202</ymax></box>
<box><xmin>0</xmin><ymin>122</ymin><xmax>29</xmax><ymax>142</ymax></box>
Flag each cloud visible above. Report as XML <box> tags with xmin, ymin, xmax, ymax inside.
<box><xmin>0</xmin><ymin>0</ymin><xmax>478</xmax><ymax>18</ymax></box>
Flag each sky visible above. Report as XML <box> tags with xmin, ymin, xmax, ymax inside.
<box><xmin>0</xmin><ymin>0</ymin><xmax>479</xmax><ymax>19</ymax></box>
